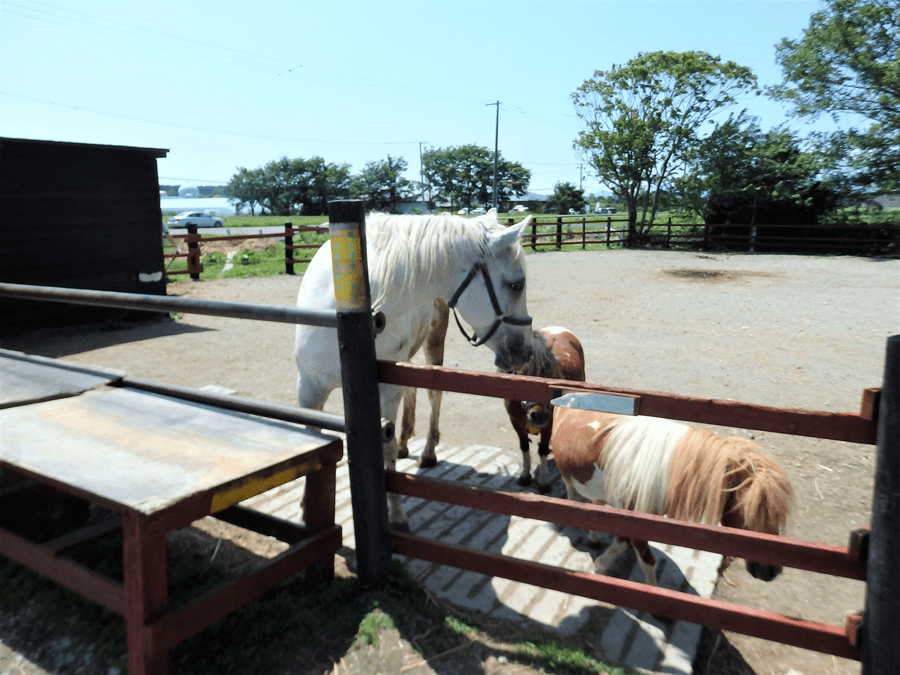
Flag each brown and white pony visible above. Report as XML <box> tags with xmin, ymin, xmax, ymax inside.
<box><xmin>504</xmin><ymin>327</ymin><xmax>585</xmax><ymax>490</ymax></box>
<box><xmin>551</xmin><ymin>407</ymin><xmax>793</xmax><ymax>586</ymax></box>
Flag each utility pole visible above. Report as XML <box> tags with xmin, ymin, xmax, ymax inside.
<box><xmin>419</xmin><ymin>142</ymin><xmax>428</xmax><ymax>214</ymax></box>
<box><xmin>487</xmin><ymin>101</ymin><xmax>500</xmax><ymax>211</ymax></box>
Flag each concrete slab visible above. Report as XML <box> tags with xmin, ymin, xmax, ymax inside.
<box><xmin>245</xmin><ymin>437</ymin><xmax>723</xmax><ymax>674</ymax></box>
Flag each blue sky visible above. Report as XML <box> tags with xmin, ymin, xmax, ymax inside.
<box><xmin>1</xmin><ymin>0</ymin><xmax>838</xmax><ymax>197</ymax></box>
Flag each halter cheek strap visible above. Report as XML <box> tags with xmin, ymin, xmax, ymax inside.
<box><xmin>447</xmin><ymin>261</ymin><xmax>532</xmax><ymax>347</ymax></box>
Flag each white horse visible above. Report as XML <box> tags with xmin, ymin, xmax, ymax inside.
<box><xmin>295</xmin><ymin>209</ymin><xmax>534</xmax><ymax>527</ymax></box>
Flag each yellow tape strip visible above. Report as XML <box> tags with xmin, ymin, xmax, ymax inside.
<box><xmin>330</xmin><ymin>226</ymin><xmax>366</xmax><ymax>310</ymax></box>
<box><xmin>210</xmin><ymin>457</ymin><xmax>322</xmax><ymax>514</ymax></box>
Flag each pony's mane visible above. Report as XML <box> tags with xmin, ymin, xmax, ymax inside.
<box><xmin>365</xmin><ymin>210</ymin><xmax>517</xmax><ymax>310</ymax></box>
<box><xmin>666</xmin><ymin>428</ymin><xmax>793</xmax><ymax>533</ymax></box>
<box><xmin>511</xmin><ymin>331</ymin><xmax>563</xmax><ymax>379</ymax></box>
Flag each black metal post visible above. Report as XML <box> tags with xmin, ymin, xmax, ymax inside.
<box><xmin>327</xmin><ymin>200</ymin><xmax>392</xmax><ymax>587</ymax></box>
<box><xmin>284</xmin><ymin>223</ymin><xmax>295</xmax><ymax>276</ymax></box>
<box><xmin>187</xmin><ymin>223</ymin><xmax>201</xmax><ymax>281</ymax></box>
<box><xmin>863</xmin><ymin>334</ymin><xmax>900</xmax><ymax>673</ymax></box>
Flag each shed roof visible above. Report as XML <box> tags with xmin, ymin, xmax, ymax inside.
<box><xmin>0</xmin><ymin>136</ymin><xmax>169</xmax><ymax>158</ymax></box>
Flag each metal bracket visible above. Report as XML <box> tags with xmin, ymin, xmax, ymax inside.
<box><xmin>550</xmin><ymin>391</ymin><xmax>641</xmax><ymax>416</ymax></box>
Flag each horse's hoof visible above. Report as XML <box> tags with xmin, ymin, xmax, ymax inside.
<box><xmin>390</xmin><ymin>521</ymin><xmax>411</xmax><ymax>534</ymax></box>
<box><xmin>517</xmin><ymin>474</ymin><xmax>532</xmax><ymax>487</ymax></box>
<box><xmin>537</xmin><ymin>482</ymin><xmax>552</xmax><ymax>494</ymax></box>
<box><xmin>397</xmin><ymin>446</ymin><xmax>409</xmax><ymax>460</ymax></box>
<box><xmin>418</xmin><ymin>455</ymin><xmax>437</xmax><ymax>469</ymax></box>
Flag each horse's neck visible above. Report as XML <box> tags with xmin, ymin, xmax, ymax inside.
<box><xmin>518</xmin><ymin>335</ymin><xmax>560</xmax><ymax>378</ymax></box>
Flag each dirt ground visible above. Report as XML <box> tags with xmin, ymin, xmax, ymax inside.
<box><xmin>2</xmin><ymin>248</ymin><xmax>897</xmax><ymax>675</ymax></box>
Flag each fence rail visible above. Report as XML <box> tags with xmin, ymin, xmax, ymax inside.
<box><xmin>376</xmin><ymin>357</ymin><xmax>892</xmax><ymax>662</ymax></box>
<box><xmin>164</xmin><ymin>223</ymin><xmax>329</xmax><ymax>279</ymax></box>
<box><xmin>507</xmin><ymin>216</ymin><xmax>900</xmax><ymax>256</ymax></box>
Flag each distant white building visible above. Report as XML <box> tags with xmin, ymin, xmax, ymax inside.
<box><xmin>159</xmin><ymin>196</ymin><xmax>238</xmax><ymax>216</ymax></box>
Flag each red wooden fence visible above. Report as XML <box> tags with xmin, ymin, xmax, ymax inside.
<box><xmin>378</xmin><ymin>360</ymin><xmax>879</xmax><ymax>660</ymax></box>
<box><xmin>164</xmin><ymin>223</ymin><xmax>328</xmax><ymax>278</ymax></box>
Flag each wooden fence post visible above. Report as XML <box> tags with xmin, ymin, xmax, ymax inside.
<box><xmin>327</xmin><ymin>200</ymin><xmax>392</xmax><ymax>587</ymax></box>
<box><xmin>284</xmin><ymin>223</ymin><xmax>295</xmax><ymax>276</ymax></box>
<box><xmin>863</xmin><ymin>334</ymin><xmax>900</xmax><ymax>673</ymax></box>
<box><xmin>555</xmin><ymin>216</ymin><xmax>562</xmax><ymax>250</ymax></box>
<box><xmin>186</xmin><ymin>223</ymin><xmax>201</xmax><ymax>281</ymax></box>
<box><xmin>531</xmin><ymin>220</ymin><xmax>538</xmax><ymax>251</ymax></box>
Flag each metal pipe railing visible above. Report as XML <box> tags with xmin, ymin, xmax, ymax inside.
<box><xmin>0</xmin><ymin>283</ymin><xmax>338</xmax><ymax>328</ymax></box>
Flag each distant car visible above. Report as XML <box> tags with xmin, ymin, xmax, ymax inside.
<box><xmin>510</xmin><ymin>205</ymin><xmax>528</xmax><ymax>213</ymax></box>
<box><xmin>166</xmin><ymin>211</ymin><xmax>225</xmax><ymax>228</ymax></box>
<box><xmin>595</xmin><ymin>207</ymin><xmax>617</xmax><ymax>215</ymax></box>
<box><xmin>470</xmin><ymin>207</ymin><xmax>486</xmax><ymax>215</ymax></box>
<box><xmin>457</xmin><ymin>208</ymin><xmax>470</xmax><ymax>215</ymax></box>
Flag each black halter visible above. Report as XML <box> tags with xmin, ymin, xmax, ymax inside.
<box><xmin>447</xmin><ymin>261</ymin><xmax>532</xmax><ymax>347</ymax></box>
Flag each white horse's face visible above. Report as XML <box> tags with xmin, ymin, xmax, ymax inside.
<box><xmin>453</xmin><ymin>221</ymin><xmax>533</xmax><ymax>371</ymax></box>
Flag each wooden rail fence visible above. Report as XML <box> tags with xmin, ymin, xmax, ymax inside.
<box><xmin>377</xmin><ymin>358</ymin><xmax>897</xmax><ymax>663</ymax></box>
<box><xmin>164</xmin><ymin>223</ymin><xmax>329</xmax><ymax>279</ymax></box>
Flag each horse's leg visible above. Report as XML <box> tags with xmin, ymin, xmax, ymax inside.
<box><xmin>535</xmin><ymin>426</ymin><xmax>552</xmax><ymax>493</ymax></box>
<box><xmin>592</xmin><ymin>537</ymin><xmax>630</xmax><ymax>574</ymax></box>
<box><xmin>630</xmin><ymin>539</ymin><xmax>658</xmax><ymax>586</ymax></box>
<box><xmin>418</xmin><ymin>299</ymin><xmax>448</xmax><ymax>469</ymax></box>
<box><xmin>397</xmin><ymin>387</ymin><xmax>416</xmax><ymax>459</ymax></box>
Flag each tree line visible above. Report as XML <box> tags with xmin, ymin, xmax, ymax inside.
<box><xmin>226</xmin><ymin>146</ymin><xmax>531</xmax><ymax>216</ymax></box>
<box><xmin>227</xmin><ymin>0</ymin><xmax>896</xmax><ymax>230</ymax></box>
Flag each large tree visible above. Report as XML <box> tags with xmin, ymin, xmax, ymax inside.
<box><xmin>572</xmin><ymin>50</ymin><xmax>758</xmax><ymax>238</ymax></box>
<box><xmin>227</xmin><ymin>157</ymin><xmax>351</xmax><ymax>216</ymax></box>
<box><xmin>422</xmin><ymin>145</ymin><xmax>530</xmax><ymax>210</ymax></box>
<box><xmin>671</xmin><ymin>113</ymin><xmax>846</xmax><ymax>224</ymax></box>
<box><xmin>352</xmin><ymin>155</ymin><xmax>415</xmax><ymax>212</ymax></box>
<box><xmin>544</xmin><ymin>182</ymin><xmax>587</xmax><ymax>215</ymax></box>
<box><xmin>768</xmin><ymin>0</ymin><xmax>900</xmax><ymax>193</ymax></box>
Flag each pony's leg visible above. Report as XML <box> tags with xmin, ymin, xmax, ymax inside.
<box><xmin>397</xmin><ymin>387</ymin><xmax>417</xmax><ymax>459</ymax></box>
<box><xmin>379</xmin><ymin>383</ymin><xmax>409</xmax><ymax>530</ymax></box>
<box><xmin>418</xmin><ymin>299</ymin><xmax>448</xmax><ymax>469</ymax></box>
<box><xmin>517</xmin><ymin>433</ymin><xmax>532</xmax><ymax>486</ymax></box>
<box><xmin>630</xmin><ymin>539</ymin><xmax>658</xmax><ymax>586</ymax></box>
<box><xmin>535</xmin><ymin>427</ymin><xmax>552</xmax><ymax>493</ymax></box>
<box><xmin>592</xmin><ymin>537</ymin><xmax>630</xmax><ymax>574</ymax></box>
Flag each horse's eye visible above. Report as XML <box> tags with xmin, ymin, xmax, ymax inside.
<box><xmin>509</xmin><ymin>281</ymin><xmax>524</xmax><ymax>292</ymax></box>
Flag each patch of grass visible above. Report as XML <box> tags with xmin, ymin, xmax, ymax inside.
<box><xmin>355</xmin><ymin>606</ymin><xmax>395</xmax><ymax>647</ymax></box>
<box><xmin>517</xmin><ymin>639</ymin><xmax>629</xmax><ymax>675</ymax></box>
<box><xmin>224</xmin><ymin>215</ymin><xmax>329</xmax><ymax>228</ymax></box>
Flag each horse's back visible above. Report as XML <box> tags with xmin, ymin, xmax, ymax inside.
<box><xmin>541</xmin><ymin>327</ymin><xmax>585</xmax><ymax>381</ymax></box>
<box><xmin>551</xmin><ymin>408</ymin><xmax>619</xmax><ymax>485</ymax></box>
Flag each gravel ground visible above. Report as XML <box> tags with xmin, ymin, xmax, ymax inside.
<box><xmin>2</xmin><ymin>247</ymin><xmax>897</xmax><ymax>675</ymax></box>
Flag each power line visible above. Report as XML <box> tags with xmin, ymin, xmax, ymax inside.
<box><xmin>0</xmin><ymin>91</ymin><xmax>422</xmax><ymax>146</ymax></box>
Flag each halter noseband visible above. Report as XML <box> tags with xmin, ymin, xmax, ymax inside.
<box><xmin>447</xmin><ymin>261</ymin><xmax>532</xmax><ymax>347</ymax></box>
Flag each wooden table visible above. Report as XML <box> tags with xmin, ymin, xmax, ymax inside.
<box><xmin>0</xmin><ymin>350</ymin><xmax>342</xmax><ymax>674</ymax></box>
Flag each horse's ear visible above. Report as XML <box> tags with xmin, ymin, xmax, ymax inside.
<box><xmin>486</xmin><ymin>216</ymin><xmax>530</xmax><ymax>253</ymax></box>
<box><xmin>486</xmin><ymin>207</ymin><xmax>497</xmax><ymax>218</ymax></box>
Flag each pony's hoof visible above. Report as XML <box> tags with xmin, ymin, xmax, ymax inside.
<box><xmin>390</xmin><ymin>521</ymin><xmax>411</xmax><ymax>534</ymax></box>
<box><xmin>517</xmin><ymin>474</ymin><xmax>532</xmax><ymax>487</ymax></box>
<box><xmin>418</xmin><ymin>455</ymin><xmax>437</xmax><ymax>469</ymax></box>
<box><xmin>536</xmin><ymin>482</ymin><xmax>552</xmax><ymax>494</ymax></box>
<box><xmin>397</xmin><ymin>446</ymin><xmax>409</xmax><ymax>460</ymax></box>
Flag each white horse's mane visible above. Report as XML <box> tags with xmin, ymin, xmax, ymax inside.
<box><xmin>365</xmin><ymin>210</ymin><xmax>519</xmax><ymax>310</ymax></box>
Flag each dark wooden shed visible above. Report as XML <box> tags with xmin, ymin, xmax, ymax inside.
<box><xmin>0</xmin><ymin>137</ymin><xmax>169</xmax><ymax>334</ymax></box>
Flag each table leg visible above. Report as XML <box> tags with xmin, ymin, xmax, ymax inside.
<box><xmin>123</xmin><ymin>512</ymin><xmax>169</xmax><ymax>675</ymax></box>
<box><xmin>302</xmin><ymin>456</ymin><xmax>338</xmax><ymax>584</ymax></box>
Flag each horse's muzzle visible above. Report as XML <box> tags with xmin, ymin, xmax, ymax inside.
<box><xmin>747</xmin><ymin>561</ymin><xmax>782</xmax><ymax>582</ymax></box>
<box><xmin>523</xmin><ymin>402</ymin><xmax>550</xmax><ymax>428</ymax></box>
